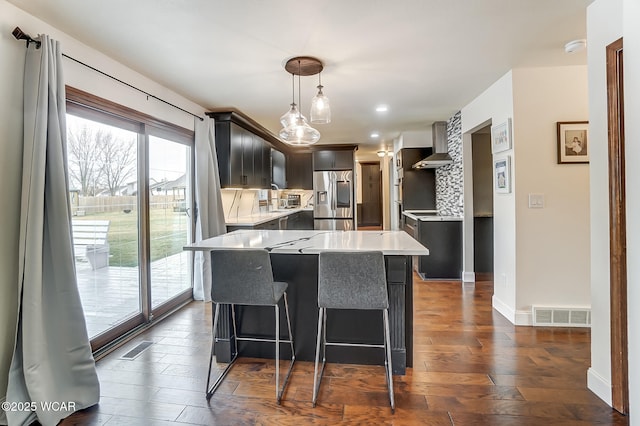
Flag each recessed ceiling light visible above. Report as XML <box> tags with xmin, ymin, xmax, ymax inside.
<box><xmin>375</xmin><ymin>105</ymin><xmax>388</xmax><ymax>113</ymax></box>
<box><xmin>370</xmin><ymin>132</ymin><xmax>380</xmax><ymax>138</ymax></box>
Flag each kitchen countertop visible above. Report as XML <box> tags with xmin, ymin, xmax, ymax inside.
<box><xmin>225</xmin><ymin>207</ymin><xmax>313</xmax><ymax>226</ymax></box>
<box><xmin>185</xmin><ymin>229</ymin><xmax>429</xmax><ymax>256</ymax></box>
<box><xmin>403</xmin><ymin>210</ymin><xmax>463</xmax><ymax>222</ymax></box>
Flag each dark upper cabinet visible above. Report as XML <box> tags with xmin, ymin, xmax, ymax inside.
<box><xmin>272</xmin><ymin>149</ymin><xmax>286</xmax><ymax>189</ymax></box>
<box><xmin>250</xmin><ymin>134</ymin><xmax>270</xmax><ymax>188</ymax></box>
<box><xmin>400</xmin><ymin>148</ymin><xmax>436</xmax><ymax>210</ymax></box>
<box><xmin>312</xmin><ymin>150</ymin><xmax>354</xmax><ymax>171</ymax></box>
<box><xmin>286</xmin><ymin>152</ymin><xmax>313</xmax><ymax>189</ymax></box>
<box><xmin>215</xmin><ymin>121</ymin><xmax>272</xmax><ymax>188</ymax></box>
<box><xmin>209</xmin><ymin>110</ymin><xmax>296</xmax><ymax>189</ymax></box>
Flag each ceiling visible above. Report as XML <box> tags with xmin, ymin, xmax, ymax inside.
<box><xmin>8</xmin><ymin>0</ymin><xmax>592</xmax><ymax>158</ymax></box>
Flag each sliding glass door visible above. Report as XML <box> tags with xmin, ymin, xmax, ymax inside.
<box><xmin>148</xmin><ymin>135</ymin><xmax>192</xmax><ymax>309</ymax></box>
<box><xmin>66</xmin><ymin>87</ymin><xmax>195</xmax><ymax>350</ymax></box>
<box><xmin>67</xmin><ymin>114</ymin><xmax>142</xmax><ymax>340</ymax></box>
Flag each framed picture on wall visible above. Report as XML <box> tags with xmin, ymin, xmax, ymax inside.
<box><xmin>494</xmin><ymin>156</ymin><xmax>511</xmax><ymax>194</ymax></box>
<box><xmin>491</xmin><ymin>118</ymin><xmax>512</xmax><ymax>153</ymax></box>
<box><xmin>557</xmin><ymin>121</ymin><xmax>589</xmax><ymax>164</ymax></box>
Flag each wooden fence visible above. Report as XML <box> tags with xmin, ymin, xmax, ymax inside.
<box><xmin>74</xmin><ymin>195</ymin><xmax>185</xmax><ymax>215</ymax></box>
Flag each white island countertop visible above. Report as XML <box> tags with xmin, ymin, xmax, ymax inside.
<box><xmin>185</xmin><ymin>230</ymin><xmax>429</xmax><ymax>256</ymax></box>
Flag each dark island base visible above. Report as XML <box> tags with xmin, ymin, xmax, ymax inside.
<box><xmin>213</xmin><ymin>254</ymin><xmax>413</xmax><ymax>375</ymax></box>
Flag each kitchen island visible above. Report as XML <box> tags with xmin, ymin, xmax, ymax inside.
<box><xmin>185</xmin><ymin>230</ymin><xmax>428</xmax><ymax>374</ymax></box>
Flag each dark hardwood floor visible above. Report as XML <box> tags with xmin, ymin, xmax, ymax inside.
<box><xmin>62</xmin><ymin>275</ymin><xmax>628</xmax><ymax>425</ymax></box>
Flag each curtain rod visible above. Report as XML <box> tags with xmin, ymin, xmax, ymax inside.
<box><xmin>12</xmin><ymin>26</ymin><xmax>204</xmax><ymax>122</ymax></box>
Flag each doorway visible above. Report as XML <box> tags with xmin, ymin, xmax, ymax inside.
<box><xmin>471</xmin><ymin>126</ymin><xmax>494</xmax><ymax>281</ymax></box>
<box><xmin>359</xmin><ymin>162</ymin><xmax>382</xmax><ymax>227</ymax></box>
<box><xmin>606</xmin><ymin>37</ymin><xmax>628</xmax><ymax>415</ymax></box>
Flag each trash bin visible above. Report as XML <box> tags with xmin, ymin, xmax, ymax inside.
<box><xmin>85</xmin><ymin>244</ymin><xmax>109</xmax><ymax>270</ymax></box>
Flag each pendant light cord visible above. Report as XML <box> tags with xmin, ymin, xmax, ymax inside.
<box><xmin>297</xmin><ymin>60</ymin><xmax>302</xmax><ymax>119</ymax></box>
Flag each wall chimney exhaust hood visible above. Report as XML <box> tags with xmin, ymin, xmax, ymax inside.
<box><xmin>412</xmin><ymin>121</ymin><xmax>452</xmax><ymax>169</ymax></box>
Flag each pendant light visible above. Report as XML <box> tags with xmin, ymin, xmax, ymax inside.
<box><xmin>279</xmin><ymin>58</ymin><xmax>321</xmax><ymax>146</ymax></box>
<box><xmin>310</xmin><ymin>72</ymin><xmax>331</xmax><ymax>124</ymax></box>
<box><xmin>279</xmin><ymin>73</ymin><xmax>306</xmax><ymax>128</ymax></box>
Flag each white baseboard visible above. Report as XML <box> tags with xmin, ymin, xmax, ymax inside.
<box><xmin>462</xmin><ymin>271</ymin><xmax>475</xmax><ymax>282</ymax></box>
<box><xmin>515</xmin><ymin>310</ymin><xmax>532</xmax><ymax>325</ymax></box>
<box><xmin>587</xmin><ymin>368</ymin><xmax>612</xmax><ymax>406</ymax></box>
<box><xmin>492</xmin><ymin>295</ymin><xmax>515</xmax><ymax>324</ymax></box>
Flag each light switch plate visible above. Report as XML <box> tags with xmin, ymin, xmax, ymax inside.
<box><xmin>528</xmin><ymin>193</ymin><xmax>544</xmax><ymax>208</ymax></box>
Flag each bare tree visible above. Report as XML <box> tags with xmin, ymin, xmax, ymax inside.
<box><xmin>97</xmin><ymin>132</ymin><xmax>136</xmax><ymax>196</ymax></box>
<box><xmin>67</xmin><ymin>123</ymin><xmax>102</xmax><ymax>196</ymax></box>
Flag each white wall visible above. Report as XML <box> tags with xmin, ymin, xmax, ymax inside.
<box><xmin>586</xmin><ymin>0</ymin><xmax>623</xmax><ymax>406</ymax></box>
<box><xmin>511</xmin><ymin>66</ymin><xmax>590</xmax><ymax>321</ymax></box>
<box><xmin>0</xmin><ymin>0</ymin><xmax>206</xmax><ymax>413</ymax></box>
<box><xmin>461</xmin><ymin>71</ymin><xmax>517</xmax><ymax>320</ymax></box>
<box><xmin>461</xmin><ymin>66</ymin><xmax>591</xmax><ymax>326</ymax></box>
<box><xmin>623</xmin><ymin>0</ymin><xmax>640</xmax><ymax>419</ymax></box>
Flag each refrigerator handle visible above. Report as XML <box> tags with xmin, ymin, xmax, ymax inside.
<box><xmin>331</xmin><ymin>172</ymin><xmax>337</xmax><ymax>212</ymax></box>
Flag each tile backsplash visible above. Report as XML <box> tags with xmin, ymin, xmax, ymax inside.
<box><xmin>221</xmin><ymin>188</ymin><xmax>313</xmax><ymax>219</ymax></box>
<box><xmin>435</xmin><ymin>111</ymin><xmax>464</xmax><ymax>217</ymax></box>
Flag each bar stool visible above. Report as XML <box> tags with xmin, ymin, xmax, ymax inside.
<box><xmin>206</xmin><ymin>249</ymin><xmax>295</xmax><ymax>403</ymax></box>
<box><xmin>312</xmin><ymin>251</ymin><xmax>395</xmax><ymax>413</ymax></box>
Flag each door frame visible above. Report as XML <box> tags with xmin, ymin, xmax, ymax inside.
<box><xmin>606</xmin><ymin>37</ymin><xmax>628</xmax><ymax>415</ymax></box>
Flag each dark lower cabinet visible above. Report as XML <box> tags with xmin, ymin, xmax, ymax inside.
<box><xmin>413</xmin><ymin>220</ymin><xmax>462</xmax><ymax>280</ymax></box>
<box><xmin>227</xmin><ymin>211</ymin><xmax>313</xmax><ymax>233</ymax></box>
<box><xmin>227</xmin><ymin>218</ymin><xmax>279</xmax><ymax>233</ymax></box>
<box><xmin>287</xmin><ymin>210</ymin><xmax>314</xmax><ymax>230</ymax></box>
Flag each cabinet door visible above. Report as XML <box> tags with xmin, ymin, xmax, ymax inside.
<box><xmin>272</xmin><ymin>149</ymin><xmax>286</xmax><ymax>189</ymax></box>
<box><xmin>333</xmin><ymin>150</ymin><xmax>354</xmax><ymax>170</ymax></box>
<box><xmin>313</xmin><ymin>151</ymin><xmax>334</xmax><ymax>170</ymax></box>
<box><xmin>215</xmin><ymin>121</ymin><xmax>232</xmax><ymax>187</ymax></box>
<box><xmin>286</xmin><ymin>153</ymin><xmax>312</xmax><ymax>189</ymax></box>
<box><xmin>261</xmin><ymin>142</ymin><xmax>271</xmax><ymax>188</ymax></box>
<box><xmin>229</xmin><ymin>123</ymin><xmax>245</xmax><ymax>187</ymax></box>
<box><xmin>251</xmin><ymin>134</ymin><xmax>263</xmax><ymax>188</ymax></box>
<box><xmin>313</xmin><ymin>150</ymin><xmax>353</xmax><ymax>170</ymax></box>
<box><xmin>241</xmin><ymin>128</ymin><xmax>254</xmax><ymax>187</ymax></box>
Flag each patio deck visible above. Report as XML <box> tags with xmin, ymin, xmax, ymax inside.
<box><xmin>76</xmin><ymin>252</ymin><xmax>191</xmax><ymax>338</ymax></box>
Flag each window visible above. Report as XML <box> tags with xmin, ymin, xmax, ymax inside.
<box><xmin>66</xmin><ymin>86</ymin><xmax>195</xmax><ymax>351</ymax></box>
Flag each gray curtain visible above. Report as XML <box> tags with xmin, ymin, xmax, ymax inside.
<box><xmin>193</xmin><ymin>116</ymin><xmax>226</xmax><ymax>301</ymax></box>
<box><xmin>6</xmin><ymin>35</ymin><xmax>99</xmax><ymax>426</ymax></box>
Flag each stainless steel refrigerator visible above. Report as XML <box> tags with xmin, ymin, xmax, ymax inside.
<box><xmin>313</xmin><ymin>171</ymin><xmax>354</xmax><ymax>230</ymax></box>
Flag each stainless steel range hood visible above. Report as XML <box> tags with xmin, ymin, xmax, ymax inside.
<box><xmin>412</xmin><ymin>121</ymin><xmax>452</xmax><ymax>169</ymax></box>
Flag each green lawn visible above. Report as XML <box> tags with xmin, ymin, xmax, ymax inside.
<box><xmin>76</xmin><ymin>209</ymin><xmax>189</xmax><ymax>267</ymax></box>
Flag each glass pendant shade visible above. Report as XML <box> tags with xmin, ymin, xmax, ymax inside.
<box><xmin>310</xmin><ymin>85</ymin><xmax>331</xmax><ymax>124</ymax></box>
<box><xmin>279</xmin><ymin>103</ymin><xmax>306</xmax><ymax>128</ymax></box>
<box><xmin>279</xmin><ymin>116</ymin><xmax>320</xmax><ymax>145</ymax></box>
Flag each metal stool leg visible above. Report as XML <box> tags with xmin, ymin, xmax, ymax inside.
<box><xmin>276</xmin><ymin>292</ymin><xmax>296</xmax><ymax>403</ymax></box>
<box><xmin>275</xmin><ymin>303</ymin><xmax>280</xmax><ymax>401</ymax></box>
<box><xmin>312</xmin><ymin>307</ymin><xmax>327</xmax><ymax>407</ymax></box>
<box><xmin>206</xmin><ymin>303</ymin><xmax>239</xmax><ymax>400</ymax></box>
<box><xmin>274</xmin><ymin>293</ymin><xmax>296</xmax><ymax>404</ymax></box>
<box><xmin>383</xmin><ymin>309</ymin><xmax>395</xmax><ymax>413</ymax></box>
